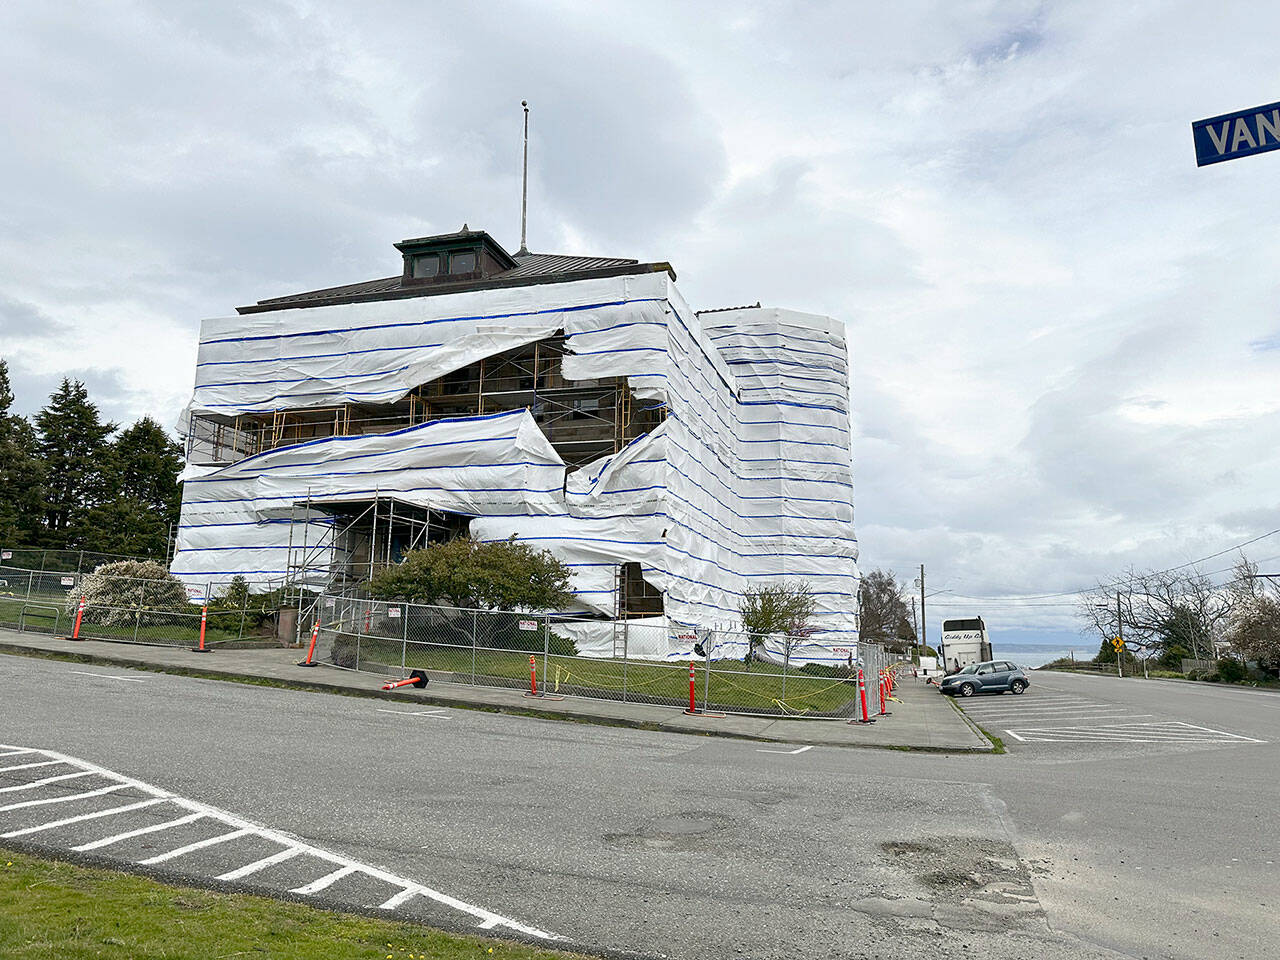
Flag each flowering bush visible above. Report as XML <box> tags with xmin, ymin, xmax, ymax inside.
<box><xmin>65</xmin><ymin>559</ymin><xmax>190</xmax><ymax>626</ymax></box>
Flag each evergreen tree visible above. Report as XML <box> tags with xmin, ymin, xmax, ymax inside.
<box><xmin>0</xmin><ymin>359</ymin><xmax>44</xmax><ymax>546</ymax></box>
<box><xmin>85</xmin><ymin>416</ymin><xmax>184</xmax><ymax>558</ymax></box>
<box><xmin>33</xmin><ymin>378</ymin><xmax>115</xmax><ymax>548</ymax></box>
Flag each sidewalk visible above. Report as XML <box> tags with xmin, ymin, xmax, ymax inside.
<box><xmin>0</xmin><ymin>629</ymin><xmax>992</xmax><ymax>752</ymax></box>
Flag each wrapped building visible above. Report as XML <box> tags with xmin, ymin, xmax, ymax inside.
<box><xmin>172</xmin><ymin>229</ymin><xmax>859</xmax><ymax>659</ymax></box>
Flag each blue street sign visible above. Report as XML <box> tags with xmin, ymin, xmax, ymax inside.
<box><xmin>1193</xmin><ymin>100</ymin><xmax>1280</xmax><ymax>166</ymax></box>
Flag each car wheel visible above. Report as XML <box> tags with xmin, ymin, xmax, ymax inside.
<box><xmin>1010</xmin><ymin>680</ymin><xmax>1026</xmax><ymax>695</ymax></box>
<box><xmin>958</xmin><ymin>682</ymin><xmax>975</xmax><ymax>697</ymax></box>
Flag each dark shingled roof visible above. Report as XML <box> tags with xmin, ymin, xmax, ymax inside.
<box><xmin>238</xmin><ymin>251</ymin><xmax>674</xmax><ymax>314</ymax></box>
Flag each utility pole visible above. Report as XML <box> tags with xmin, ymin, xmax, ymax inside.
<box><xmin>1116</xmin><ymin>591</ymin><xmax>1124</xmax><ymax>678</ymax></box>
<box><xmin>919</xmin><ymin>564</ymin><xmax>926</xmax><ymax>651</ymax></box>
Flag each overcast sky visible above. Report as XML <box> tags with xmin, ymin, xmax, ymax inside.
<box><xmin>3</xmin><ymin>1</ymin><xmax>1279</xmax><ymax>646</ymax></box>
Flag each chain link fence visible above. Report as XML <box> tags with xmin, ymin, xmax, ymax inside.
<box><xmin>314</xmin><ymin>593</ymin><xmax>875</xmax><ymax>719</ymax></box>
<box><xmin>0</xmin><ymin>547</ymin><xmax>164</xmax><ymax>574</ymax></box>
<box><xmin>0</xmin><ymin>565</ymin><xmax>281</xmax><ymax>647</ymax></box>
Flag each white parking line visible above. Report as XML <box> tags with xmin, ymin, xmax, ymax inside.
<box><xmin>137</xmin><ymin>827</ymin><xmax>255</xmax><ymax>865</ymax></box>
<box><xmin>0</xmin><ymin>782</ymin><xmax>132</xmax><ymax>813</ymax></box>
<box><xmin>0</xmin><ymin>759</ymin><xmax>66</xmax><ymax>774</ymax></box>
<box><xmin>2</xmin><ymin>797</ymin><xmax>167</xmax><ymax>839</ymax></box>
<box><xmin>291</xmin><ymin>865</ymin><xmax>357</xmax><ymax>894</ymax></box>
<box><xmin>380</xmin><ymin>886</ymin><xmax>419</xmax><ymax>910</ymax></box>
<box><xmin>0</xmin><ymin>748</ymin><xmax>37</xmax><ymax>758</ymax></box>
<box><xmin>216</xmin><ymin>846</ymin><xmax>303</xmax><ymax>881</ymax></box>
<box><xmin>757</xmin><ymin>745</ymin><xmax>814</xmax><ymax>755</ymax></box>
<box><xmin>1005</xmin><ymin>721</ymin><xmax>1266</xmax><ymax>744</ymax></box>
<box><xmin>73</xmin><ymin>812</ymin><xmax>206</xmax><ymax>852</ymax></box>
<box><xmin>0</xmin><ymin>770</ymin><xmax>97</xmax><ymax>794</ymax></box>
<box><xmin>963</xmin><ymin>703</ymin><xmax>1106</xmax><ymax>715</ymax></box>
<box><xmin>984</xmin><ymin>714</ymin><xmax>1153</xmax><ymax>724</ymax></box>
<box><xmin>0</xmin><ymin>742</ymin><xmax>559</xmax><ymax>939</ymax></box>
<box><xmin>1175</xmin><ymin>721</ymin><xmax>1266</xmax><ymax>742</ymax></box>
<box><xmin>376</xmin><ymin>708</ymin><xmax>450</xmax><ymax>720</ymax></box>
<box><xmin>69</xmin><ymin>671</ymin><xmax>145</xmax><ymax>683</ymax></box>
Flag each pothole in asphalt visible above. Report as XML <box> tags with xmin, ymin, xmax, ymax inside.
<box><xmin>876</xmin><ymin>835</ymin><xmax>1045</xmax><ymax>927</ymax></box>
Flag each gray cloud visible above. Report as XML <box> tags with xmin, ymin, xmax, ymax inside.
<box><xmin>3</xmin><ymin>0</ymin><xmax>1280</xmax><ymax>637</ymax></box>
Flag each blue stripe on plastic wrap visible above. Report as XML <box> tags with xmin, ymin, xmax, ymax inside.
<box><xmin>211</xmin><ymin>409</ymin><xmax>526</xmax><ymax>470</ymax></box>
<box><xmin>200</xmin><ymin>299</ymin><xmax>665</xmax><ymax>346</ymax></box>
<box><xmin>196</xmin><ymin>362</ymin><xmax>416</xmax><ymax>390</ymax></box>
<box><xmin>197</xmin><ymin>341</ymin><xmax>445</xmax><ymax>368</ymax></box>
<box><xmin>187</xmin><ymin>460</ymin><xmax>561</xmax><ymax>486</ymax></box>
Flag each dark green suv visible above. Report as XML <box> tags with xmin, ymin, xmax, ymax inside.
<box><xmin>938</xmin><ymin>660</ymin><xmax>1029</xmax><ymax>697</ymax></box>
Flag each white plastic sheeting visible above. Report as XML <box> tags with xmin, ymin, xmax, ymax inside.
<box><xmin>171</xmin><ymin>270</ymin><xmax>859</xmax><ymax>659</ymax></box>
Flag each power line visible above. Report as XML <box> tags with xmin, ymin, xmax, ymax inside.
<box><xmin>928</xmin><ymin>527</ymin><xmax>1280</xmax><ymax>603</ymax></box>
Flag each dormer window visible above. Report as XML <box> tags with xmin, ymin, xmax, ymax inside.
<box><xmin>411</xmin><ymin>254</ymin><xmax>440</xmax><ymax>279</ymax></box>
<box><xmin>395</xmin><ymin>228</ymin><xmax>520</xmax><ymax>287</ymax></box>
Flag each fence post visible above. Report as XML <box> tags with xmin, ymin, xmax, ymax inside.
<box><xmin>470</xmin><ymin>610</ymin><xmax>477</xmax><ymax>685</ymax></box>
<box><xmin>701</xmin><ymin>632</ymin><xmax>712</xmax><ymax>712</ymax></box>
<box><xmin>620</xmin><ymin>620</ymin><xmax>629</xmax><ymax>703</ymax></box>
<box><xmin>132</xmin><ymin>579</ymin><xmax>143</xmax><ymax>643</ymax></box>
<box><xmin>543</xmin><ymin>614</ymin><xmax>550</xmax><ymax>687</ymax></box>
<box><xmin>781</xmin><ymin>640</ymin><xmax>790</xmax><ymax>704</ymax></box>
<box><xmin>401</xmin><ymin>601</ymin><xmax>408</xmax><ymax>673</ymax></box>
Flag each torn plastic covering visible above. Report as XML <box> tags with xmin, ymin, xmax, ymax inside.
<box><xmin>171</xmin><ymin>271</ymin><xmax>859</xmax><ymax>662</ymax></box>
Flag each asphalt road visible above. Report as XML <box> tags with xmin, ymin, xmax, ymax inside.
<box><xmin>1</xmin><ymin>654</ymin><xmax>1276</xmax><ymax>960</ymax></box>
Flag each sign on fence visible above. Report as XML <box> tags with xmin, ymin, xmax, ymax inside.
<box><xmin>518</xmin><ymin>619</ymin><xmax>538</xmax><ymax>631</ymax></box>
<box><xmin>388</xmin><ymin>607</ymin><xmax>401</xmax><ymax>618</ymax></box>
<box><xmin>1</xmin><ymin>551</ymin><xmax>11</xmax><ymax>560</ymax></box>
<box><xmin>60</xmin><ymin>576</ymin><xmax>74</xmax><ymax>586</ymax></box>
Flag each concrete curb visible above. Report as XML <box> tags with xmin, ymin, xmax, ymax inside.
<box><xmin>947</xmin><ymin>696</ymin><xmax>999</xmax><ymax>752</ymax></box>
<box><xmin>0</xmin><ymin>639</ymin><xmax>995</xmax><ymax>754</ymax></box>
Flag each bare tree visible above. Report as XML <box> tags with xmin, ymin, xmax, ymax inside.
<box><xmin>858</xmin><ymin>569</ymin><xmax>917</xmax><ymax>652</ymax></box>
<box><xmin>739</xmin><ymin>581</ymin><xmax>817</xmax><ymax>666</ymax></box>
<box><xmin>1078</xmin><ymin>565</ymin><xmax>1236</xmax><ymax>661</ymax></box>
<box><xmin>1226</xmin><ymin>557</ymin><xmax>1280</xmax><ymax>675</ymax></box>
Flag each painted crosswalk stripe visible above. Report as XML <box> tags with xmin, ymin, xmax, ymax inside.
<box><xmin>216</xmin><ymin>846</ymin><xmax>303</xmax><ymax>881</ymax></box>
<box><xmin>0</xmin><ymin>782</ymin><xmax>132</xmax><ymax>813</ymax></box>
<box><xmin>0</xmin><ymin>770</ymin><xmax>97</xmax><ymax>794</ymax></box>
<box><xmin>73</xmin><ymin>812</ymin><xmax>207</xmax><ymax>852</ymax></box>
<box><xmin>137</xmin><ymin>827</ymin><xmax>254</xmax><ymax>865</ymax></box>
<box><xmin>1</xmin><ymin>797</ymin><xmax>167</xmax><ymax>839</ymax></box>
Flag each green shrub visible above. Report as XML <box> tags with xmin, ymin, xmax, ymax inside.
<box><xmin>368</xmin><ymin>537</ymin><xmax>573</xmax><ymax>611</ymax></box>
<box><xmin>1216</xmin><ymin>657</ymin><xmax>1248</xmax><ymax>683</ymax></box>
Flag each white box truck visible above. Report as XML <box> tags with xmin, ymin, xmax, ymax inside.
<box><xmin>937</xmin><ymin>617</ymin><xmax>992</xmax><ymax>675</ymax></box>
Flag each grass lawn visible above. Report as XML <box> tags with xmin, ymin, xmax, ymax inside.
<box><xmin>0</xmin><ymin>848</ymin><xmax>583</xmax><ymax>960</ymax></box>
<box><xmin>0</xmin><ymin>594</ymin><xmax>67</xmax><ymax>633</ymax></box>
<box><xmin>338</xmin><ymin>634</ymin><xmax>857</xmax><ymax>716</ymax></box>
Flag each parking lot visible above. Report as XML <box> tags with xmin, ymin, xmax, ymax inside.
<box><xmin>0</xmin><ymin>740</ymin><xmax>555</xmax><ymax>941</ymax></box>
<box><xmin>2</xmin><ymin>652</ymin><xmax>1278</xmax><ymax>960</ymax></box>
<box><xmin>955</xmin><ymin>669</ymin><xmax>1269</xmax><ymax>748</ymax></box>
